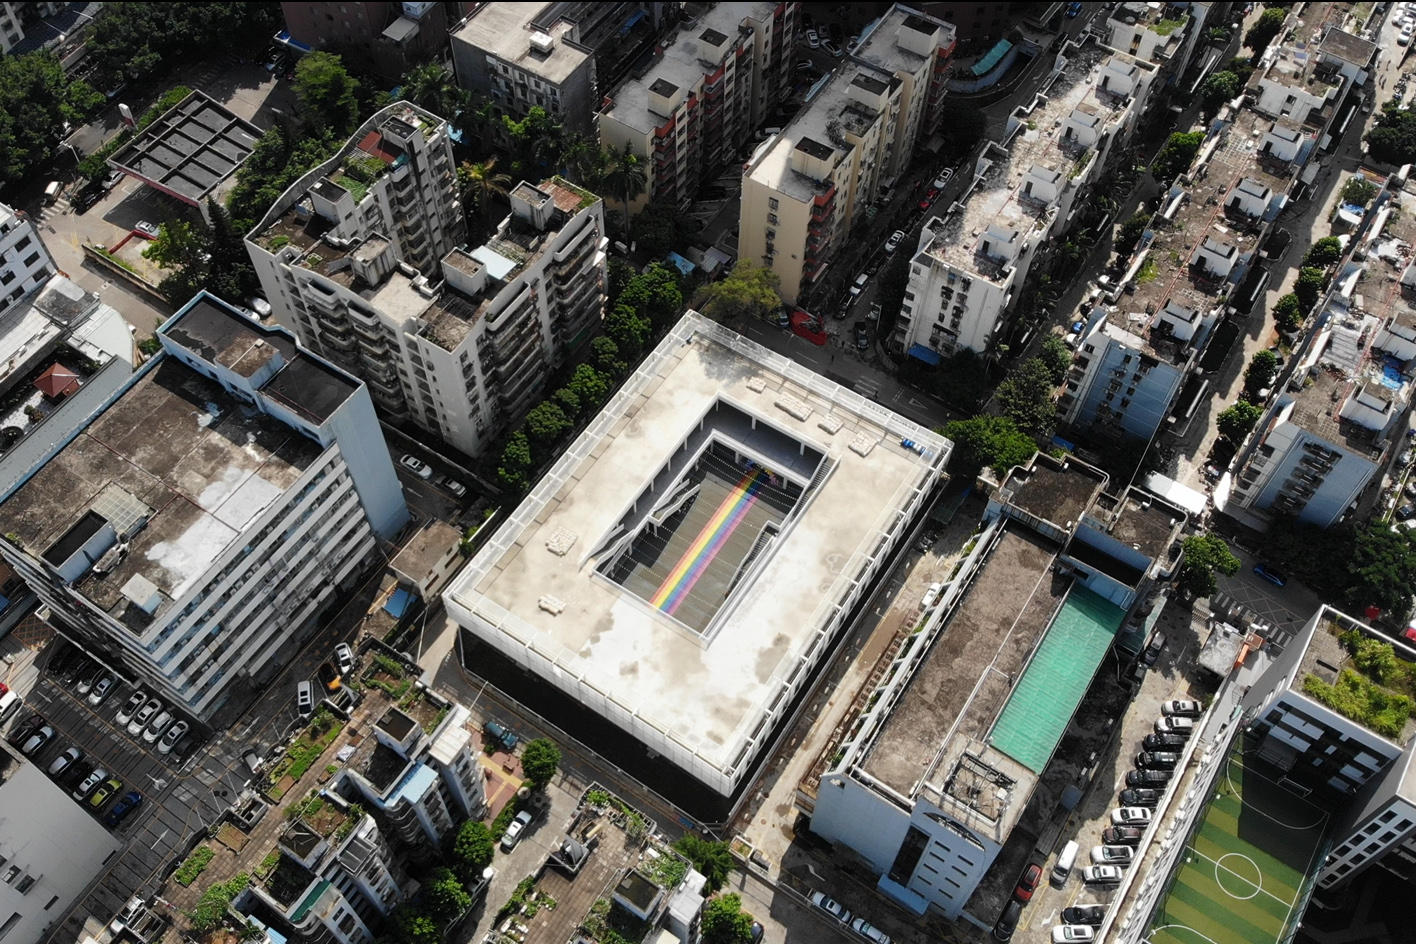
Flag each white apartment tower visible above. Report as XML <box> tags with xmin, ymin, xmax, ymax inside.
<box><xmin>0</xmin><ymin>201</ymin><xmax>56</xmax><ymax>311</ymax></box>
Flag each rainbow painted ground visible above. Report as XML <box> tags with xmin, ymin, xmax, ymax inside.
<box><xmin>606</xmin><ymin>446</ymin><xmax>797</xmax><ymax>633</ymax></box>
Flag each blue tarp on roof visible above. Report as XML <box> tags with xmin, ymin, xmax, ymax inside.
<box><xmin>385</xmin><ymin>588</ymin><xmax>414</xmax><ymax>618</ymax></box>
<box><xmin>972</xmin><ymin>39</ymin><xmax>1013</xmax><ymax>76</ymax></box>
<box><xmin>665</xmin><ymin>252</ymin><xmax>695</xmax><ymax>276</ymax></box>
<box><xmin>908</xmin><ymin>343</ymin><xmax>942</xmax><ymax>366</ymax></box>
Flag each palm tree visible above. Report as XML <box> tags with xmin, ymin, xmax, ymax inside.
<box><xmin>600</xmin><ymin>142</ymin><xmax>647</xmax><ymax>239</ymax></box>
<box><xmin>458</xmin><ymin>157</ymin><xmax>512</xmax><ymax>240</ymax></box>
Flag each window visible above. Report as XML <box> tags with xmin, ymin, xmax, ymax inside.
<box><xmin>20</xmin><ymin>252</ymin><xmax>38</xmax><ymax>267</ymax></box>
<box><xmin>769</xmin><ymin>198</ymin><xmax>779</xmax><ymax>210</ymax></box>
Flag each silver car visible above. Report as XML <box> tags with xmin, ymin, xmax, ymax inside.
<box><xmin>157</xmin><ymin>720</ymin><xmax>189</xmax><ymax>755</ymax></box>
<box><xmin>127</xmin><ymin>699</ymin><xmax>160</xmax><ymax>737</ymax></box>
<box><xmin>72</xmin><ymin>766</ymin><xmax>108</xmax><ymax>801</ymax></box>
<box><xmin>143</xmin><ymin>710</ymin><xmax>174</xmax><ymax>744</ymax></box>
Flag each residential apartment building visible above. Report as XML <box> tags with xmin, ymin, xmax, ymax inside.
<box><xmin>1222</xmin><ymin>171</ymin><xmax>1414</xmax><ymax>529</ymax></box>
<box><xmin>248</xmin><ymin>139</ymin><xmax>606</xmax><ymax>458</ymax></box>
<box><xmin>598</xmin><ymin>1</ymin><xmax>797</xmax><ymax>212</ymax></box>
<box><xmin>805</xmin><ymin>455</ymin><xmax>1182</xmax><ymax>921</ymax></box>
<box><xmin>892</xmin><ymin>40</ymin><xmax>1153</xmax><ymax>361</ymax></box>
<box><xmin>337</xmin><ymin>702</ymin><xmax>487</xmax><ymax>851</ymax></box>
<box><xmin>449</xmin><ymin>3</ymin><xmax>598</xmax><ymax>138</ymax></box>
<box><xmin>0</xmin><ymin>1</ymin><xmax>65</xmax><ymax>54</ymax></box>
<box><xmin>279</xmin><ymin>2</ymin><xmax>474</xmax><ymax>81</ymax></box>
<box><xmin>1100</xmin><ymin>1</ymin><xmax>1215</xmax><ymax>88</ymax></box>
<box><xmin>0</xmin><ymin>202</ymin><xmax>55</xmax><ymax>310</ymax></box>
<box><xmin>740</xmin><ymin>5</ymin><xmax>955</xmax><ymax>305</ymax></box>
<box><xmin>0</xmin><ymin>293</ymin><xmax>408</xmax><ymax>722</ymax></box>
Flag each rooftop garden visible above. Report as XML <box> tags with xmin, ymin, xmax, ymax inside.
<box><xmin>1303</xmin><ymin>625</ymin><xmax>1416</xmax><ymax>739</ymax></box>
<box><xmin>1150</xmin><ymin>16</ymin><xmax>1187</xmax><ymax>36</ymax></box>
<box><xmin>263</xmin><ymin>707</ymin><xmax>344</xmax><ymax>802</ymax></box>
<box><xmin>550</xmin><ymin>175</ymin><xmax>600</xmax><ymax>212</ymax></box>
<box><xmin>261</xmin><ymin>853</ymin><xmax>316</xmax><ymax>908</ymax></box>
<box><xmin>285</xmin><ymin>789</ymin><xmax>361</xmax><ymax>841</ymax></box>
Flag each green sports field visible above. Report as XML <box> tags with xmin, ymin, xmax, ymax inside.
<box><xmin>1146</xmin><ymin>745</ymin><xmax>1329</xmax><ymax>944</ymax></box>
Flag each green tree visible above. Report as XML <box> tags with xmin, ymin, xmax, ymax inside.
<box><xmin>933</xmin><ymin>99</ymin><xmax>988</xmax><ymax>164</ymax></box>
<box><xmin>1303</xmin><ymin>237</ymin><xmax>1343</xmax><ymax>268</ymax></box>
<box><xmin>943</xmin><ymin>415</ymin><xmax>1038</xmax><ymax>476</ymax></box>
<box><xmin>1294</xmin><ymin>266</ymin><xmax>1326</xmax><ymax>312</ymax></box>
<box><xmin>1114</xmin><ymin>211</ymin><xmax>1151</xmax><ymax>258</ymax></box>
<box><xmin>1152</xmin><ymin>131</ymin><xmax>1205</xmax><ymax>181</ymax></box>
<box><xmin>695</xmin><ymin>262</ymin><xmax>782</xmax><ymax>323</ymax></box>
<box><xmin>632</xmin><ymin>202</ymin><xmax>684</xmax><ymax>257</ymax></box>
<box><xmin>701</xmin><ymin>894</ymin><xmax>755</xmax><ymax>944</ymax></box>
<box><xmin>1199</xmin><ymin>71</ymin><xmax>1241</xmax><ymax>114</ymax></box>
<box><xmin>995</xmin><ymin>357</ymin><xmax>1058</xmax><ymax>436</ymax></box>
<box><xmin>142</xmin><ymin>219</ymin><xmax>207</xmax><ymax>302</ymax></box>
<box><xmin>567</xmin><ymin>363</ymin><xmax>611</xmax><ymax>407</ymax></box>
<box><xmin>929</xmin><ymin>349</ymin><xmax>994</xmax><ymax>412</ymax></box>
<box><xmin>590</xmin><ymin>336</ymin><xmax>627</xmax><ymax>377</ymax></box>
<box><xmin>1243</xmin><ymin>7</ymin><xmax>1287</xmax><ymax>57</ymax></box>
<box><xmin>552</xmin><ymin>387</ymin><xmax>581</xmax><ymax>419</ymax></box>
<box><xmin>672</xmin><ymin>836</ymin><xmax>735</xmax><ymax>892</ymax></box>
<box><xmin>620</xmin><ymin>264</ymin><xmax>684</xmax><ymax>330</ymax></box>
<box><xmin>524</xmin><ymin>402</ymin><xmax>571</xmax><ymax>455</ymax></box>
<box><xmin>1177</xmin><ymin>533</ymin><xmax>1241</xmax><ymax>598</ymax></box>
<box><xmin>389</xmin><ymin>903</ymin><xmax>440</xmax><ymax>944</ymax></box>
<box><xmin>86</xmin><ymin>3</ymin><xmax>280</xmax><ymax>90</ymax></box>
<box><xmin>398</xmin><ymin>61</ymin><xmax>469</xmax><ymax>119</ymax></box>
<box><xmin>605</xmin><ymin>304</ymin><xmax>651</xmax><ymax>361</ymax></box>
<box><xmin>457</xmin><ymin>156</ymin><xmax>513</xmax><ymax>239</ymax></box>
<box><xmin>1038</xmin><ymin>335</ymin><xmax>1072</xmax><ymax>385</ymax></box>
<box><xmin>1365</xmin><ymin>105</ymin><xmax>1416</xmax><ymax>167</ymax></box>
<box><xmin>205</xmin><ymin>198</ymin><xmax>256</xmax><ymax>301</ymax></box>
<box><xmin>1272</xmin><ymin>292</ymin><xmax>1303</xmax><ymax>334</ymax></box>
<box><xmin>1341</xmin><ymin>176</ymin><xmax>1379</xmax><ymax>208</ymax></box>
<box><xmin>521</xmin><ymin>738</ymin><xmax>561</xmax><ymax>786</ymax></box>
<box><xmin>0</xmin><ymin>51</ymin><xmax>99</xmax><ymax>186</ymax></box>
<box><xmin>502</xmin><ymin>106</ymin><xmax>566</xmax><ymax>178</ymax></box>
<box><xmin>1242</xmin><ymin>349</ymin><xmax>1278</xmax><ymax>400</ymax></box>
<box><xmin>873</xmin><ymin>248</ymin><xmax>912</xmax><ymax>340</ymax></box>
<box><xmin>449</xmin><ymin>820</ymin><xmax>495</xmax><ymax>884</ymax></box>
<box><xmin>1347</xmin><ymin>524</ymin><xmax>1416</xmax><ymax>619</ymax></box>
<box><xmin>498</xmin><ymin>431</ymin><xmax>533</xmax><ymax>492</ymax></box>
<box><xmin>422</xmin><ymin>867</ymin><xmax>472</xmax><ymax>922</ymax></box>
<box><xmin>600</xmin><ymin>142</ymin><xmax>648</xmax><ymax>235</ymax></box>
<box><xmin>293</xmin><ymin>52</ymin><xmax>360</xmax><ymax>136</ymax></box>
<box><xmin>1216</xmin><ymin>400</ymin><xmax>1262</xmax><ymax>441</ymax></box>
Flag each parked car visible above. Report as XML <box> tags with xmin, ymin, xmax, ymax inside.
<box><xmin>1091</xmin><ymin>845</ymin><xmax>1135</xmax><ymax>866</ymax></box>
<box><xmin>932</xmin><ymin>169</ymin><xmax>954</xmax><ymax>189</ymax></box>
<box><xmin>1142</xmin><ymin>733</ymin><xmax>1186</xmax><ymax>751</ymax></box>
<box><xmin>296</xmin><ymin>680</ymin><xmax>315</xmax><ymax>714</ymax></box>
<box><xmin>335</xmin><ymin>642</ymin><xmax>355</xmax><ymax>676</ymax></box>
<box><xmin>1142</xmin><ymin>632</ymin><xmax>1166</xmax><ymax>665</ymax></box>
<box><xmin>848</xmin><ymin>272</ymin><xmax>869</xmax><ymax>300</ymax></box>
<box><xmin>8</xmin><ymin>713</ymin><xmax>44</xmax><ymax>746</ymax></box>
<box><xmin>0</xmin><ymin>690</ymin><xmax>21</xmax><ymax>723</ymax></box>
<box><xmin>247</xmin><ymin>296</ymin><xmax>272</xmax><ymax>318</ymax></box>
<box><xmin>1111</xmin><ymin>807</ymin><xmax>1153</xmax><ymax>826</ymax></box>
<box><xmin>500</xmin><ymin>810</ymin><xmax>533</xmax><ymax>850</ymax></box>
<box><xmin>88</xmin><ymin>673</ymin><xmax>116</xmax><ymax>707</ymax></box>
<box><xmin>158</xmin><ymin>720</ymin><xmax>189</xmax><ymax>755</ymax></box>
<box><xmin>1119</xmin><ymin>788</ymin><xmax>1161</xmax><ymax>808</ymax></box>
<box><xmin>104</xmin><ymin>790</ymin><xmax>144</xmax><ymax>827</ymax></box>
<box><xmin>1252</xmin><ymin>563</ymin><xmax>1286</xmax><ymax>586</ymax></box>
<box><xmin>317</xmin><ymin>662</ymin><xmax>341</xmax><ymax>693</ymax></box>
<box><xmin>885</xmin><ymin>230</ymin><xmax>906</xmax><ymax>253</ymax></box>
<box><xmin>1161</xmin><ymin>700</ymin><xmax>1204</xmax><ymax>718</ymax></box>
<box><xmin>809</xmin><ymin>891</ymin><xmax>852</xmax><ymax>925</ymax></box>
<box><xmin>1136</xmin><ymin>751</ymin><xmax>1182</xmax><ymax>770</ymax></box>
<box><xmin>484</xmin><ymin>719</ymin><xmax>518</xmax><ymax>752</ymax></box>
<box><xmin>128</xmin><ymin>699</ymin><xmax>160</xmax><ymax>736</ymax></box>
<box><xmin>20</xmin><ymin>724</ymin><xmax>52</xmax><ymax>756</ymax></box>
<box><xmin>89</xmin><ymin>777</ymin><xmax>123</xmax><ymax>809</ymax></box>
<box><xmin>1013</xmin><ymin>863</ymin><xmax>1043</xmax><ymax>902</ymax></box>
<box><xmin>1061</xmin><ymin>905</ymin><xmax>1107</xmax><ymax>926</ymax></box>
<box><xmin>796</xmin><ymin>58</ymin><xmax>817</xmax><ymax>72</ymax></box>
<box><xmin>851</xmin><ymin>918</ymin><xmax>891</xmax><ymax>944</ymax></box>
<box><xmin>143</xmin><ymin>710</ymin><xmax>174</xmax><ymax>744</ymax></box>
<box><xmin>1101</xmin><ymin>826</ymin><xmax>1144</xmax><ymax>846</ymax></box>
<box><xmin>823</xmin><ymin>40</ymin><xmax>843</xmax><ymax>57</ymax></box>
<box><xmin>804</xmin><ymin>28</ymin><xmax>820</xmax><ymax>48</ymax></box>
<box><xmin>1053</xmin><ymin>927</ymin><xmax>1095</xmax><ymax>943</ymax></box>
<box><xmin>76</xmin><ymin>667</ymin><xmax>102</xmax><ymax>695</ymax></box>
<box><xmin>72</xmin><ymin>767</ymin><xmax>108</xmax><ymax>801</ymax></box>
<box><xmin>435</xmin><ymin>475</ymin><xmax>468</xmax><ymax>498</ymax></box>
<box><xmin>868</xmin><ymin>301</ymin><xmax>881</xmax><ymax>322</ymax></box>
<box><xmin>1081</xmin><ymin>865</ymin><xmax>1124</xmax><ymax>887</ymax></box>
<box><xmin>1126</xmin><ymin>769</ymin><xmax>1173</xmax><ymax>787</ymax></box>
<box><xmin>400</xmin><ymin>455</ymin><xmax>433</xmax><ymax>479</ymax></box>
<box><xmin>115</xmin><ymin>691</ymin><xmax>146</xmax><ymax>727</ymax></box>
<box><xmin>48</xmin><ymin>746</ymin><xmax>82</xmax><ymax>777</ymax></box>
<box><xmin>1155</xmin><ymin>716</ymin><xmax>1195</xmax><ymax>736</ymax></box>
<box><xmin>134</xmin><ymin>221</ymin><xmax>160</xmax><ymax>239</ymax></box>
<box><xmin>72</xmin><ymin>188</ymin><xmax>102</xmax><ymax>213</ymax></box>
<box><xmin>921</xmin><ymin>582</ymin><xmax>943</xmax><ymax>609</ymax></box>
<box><xmin>994</xmin><ymin>901</ymin><xmax>1022</xmax><ymax>942</ymax></box>
<box><xmin>855</xmin><ymin>321</ymin><xmax>869</xmax><ymax>350</ymax></box>
<box><xmin>102</xmin><ymin>169</ymin><xmax>124</xmax><ymax>192</ymax></box>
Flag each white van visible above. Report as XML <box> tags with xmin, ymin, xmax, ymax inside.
<box><xmin>43</xmin><ymin>181</ymin><xmax>61</xmax><ymax>204</ymax></box>
<box><xmin>1052</xmin><ymin>840</ymin><xmax>1079</xmax><ymax>885</ymax></box>
<box><xmin>0</xmin><ymin>689</ymin><xmax>20</xmax><ymax>721</ymax></box>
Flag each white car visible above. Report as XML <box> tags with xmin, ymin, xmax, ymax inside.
<box><xmin>848</xmin><ymin>272</ymin><xmax>869</xmax><ymax>300</ymax></box>
<box><xmin>1161</xmin><ymin>699</ymin><xmax>1203</xmax><ymax>718</ymax></box>
<box><xmin>157</xmin><ymin>720</ymin><xmax>189</xmax><ymax>755</ymax></box>
<box><xmin>808</xmin><ymin>891</ymin><xmax>852</xmax><ymax>925</ymax></box>
<box><xmin>134</xmin><ymin>221</ymin><xmax>160</xmax><ymax>239</ymax></box>
<box><xmin>932</xmin><ymin>168</ymin><xmax>954</xmax><ymax>190</ymax></box>
<box><xmin>851</xmin><ymin>917</ymin><xmax>891</xmax><ymax>944</ymax></box>
<box><xmin>500</xmin><ymin>810</ymin><xmax>533</xmax><ymax>851</ymax></box>
<box><xmin>1400</xmin><ymin>24</ymin><xmax>1414</xmax><ymax>45</ymax></box>
<box><xmin>1111</xmin><ymin>807</ymin><xmax>1153</xmax><ymax>827</ymax></box>
<box><xmin>1155</xmin><ymin>716</ymin><xmax>1195</xmax><ymax>736</ymax></box>
<box><xmin>143</xmin><ymin>710</ymin><xmax>174</xmax><ymax>744</ymax></box>
<box><xmin>1091</xmin><ymin>845</ymin><xmax>1134</xmax><ymax>866</ymax></box>
<box><xmin>1053</xmin><ymin>926</ymin><xmax>1096</xmax><ymax>943</ymax></box>
<box><xmin>805</xmin><ymin>28</ymin><xmax>820</xmax><ymax>48</ymax></box>
<box><xmin>1081</xmin><ymin>865</ymin><xmax>1124</xmax><ymax>887</ymax></box>
<box><xmin>921</xmin><ymin>582</ymin><xmax>943</xmax><ymax>609</ymax></box>
<box><xmin>884</xmin><ymin>230</ymin><xmax>906</xmax><ymax>253</ymax></box>
<box><xmin>335</xmin><ymin>642</ymin><xmax>355</xmax><ymax>677</ymax></box>
<box><xmin>247</xmin><ymin>296</ymin><xmax>272</xmax><ymax>318</ymax></box>
<box><xmin>400</xmin><ymin>454</ymin><xmax>433</xmax><ymax>479</ymax></box>
<box><xmin>72</xmin><ymin>767</ymin><xmax>108</xmax><ymax>800</ymax></box>
<box><xmin>128</xmin><ymin>699</ymin><xmax>160</xmax><ymax>736</ymax></box>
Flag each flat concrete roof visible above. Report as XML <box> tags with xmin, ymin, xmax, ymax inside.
<box><xmin>108</xmin><ymin>90</ymin><xmax>263</xmax><ymax>205</ymax></box>
<box><xmin>1006</xmin><ymin>457</ymin><xmax>1106</xmax><ymax>531</ymax></box>
<box><xmin>446</xmin><ymin>312</ymin><xmax>946</xmax><ymax>787</ymax></box>
<box><xmin>453</xmin><ymin>4</ymin><xmax>591</xmax><ymax>85</ymax></box>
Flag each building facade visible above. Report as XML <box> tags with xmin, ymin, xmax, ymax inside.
<box><xmin>0</xmin><ymin>202</ymin><xmax>55</xmax><ymax>311</ymax></box>
<box><xmin>248</xmin><ymin>145</ymin><xmax>606</xmax><ymax>457</ymax></box>
<box><xmin>279</xmin><ymin>2</ymin><xmax>474</xmax><ymax>81</ymax></box>
<box><xmin>598</xmin><ymin>1</ymin><xmax>797</xmax><ymax>212</ymax></box>
<box><xmin>0</xmin><ymin>294</ymin><xmax>408</xmax><ymax>722</ymax></box>
<box><xmin>449</xmin><ymin>3</ymin><xmax>598</xmax><ymax>138</ymax></box>
<box><xmin>740</xmin><ymin>5</ymin><xmax>955</xmax><ymax>304</ymax></box>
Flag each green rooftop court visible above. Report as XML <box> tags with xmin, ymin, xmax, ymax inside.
<box><xmin>989</xmin><ymin>586</ymin><xmax>1124</xmax><ymax>772</ymax></box>
<box><xmin>1146</xmin><ymin>742</ymin><xmax>1330</xmax><ymax>944</ymax></box>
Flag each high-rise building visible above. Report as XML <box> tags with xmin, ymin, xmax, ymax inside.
<box><xmin>739</xmin><ymin>5</ymin><xmax>954</xmax><ymax>305</ymax></box>
<box><xmin>278</xmin><ymin>2</ymin><xmax>475</xmax><ymax>81</ymax></box>
<box><xmin>0</xmin><ymin>293</ymin><xmax>408</xmax><ymax>722</ymax></box>
<box><xmin>247</xmin><ymin>128</ymin><xmax>607</xmax><ymax>458</ymax></box>
<box><xmin>449</xmin><ymin>3</ymin><xmax>598</xmax><ymax>138</ymax></box>
<box><xmin>0</xmin><ymin>201</ymin><xmax>56</xmax><ymax>309</ymax></box>
<box><xmin>598</xmin><ymin>1</ymin><xmax>797</xmax><ymax>212</ymax></box>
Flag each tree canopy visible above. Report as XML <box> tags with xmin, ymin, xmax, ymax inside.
<box><xmin>86</xmin><ymin>3</ymin><xmax>279</xmax><ymax>90</ymax></box>
<box><xmin>933</xmin><ymin>99</ymin><xmax>988</xmax><ymax>164</ymax></box>
<box><xmin>632</xmin><ymin>202</ymin><xmax>686</xmax><ymax>257</ymax></box>
<box><xmin>1303</xmin><ymin>237</ymin><xmax>1343</xmax><ymax>269</ymax></box>
<box><xmin>1272</xmin><ymin>293</ymin><xmax>1303</xmax><ymax>334</ymax></box>
<box><xmin>1366</xmin><ymin>106</ymin><xmax>1416</xmax><ymax>167</ymax></box>
<box><xmin>701</xmin><ymin>894</ymin><xmax>756</xmax><ymax>944</ymax></box>
<box><xmin>1243</xmin><ymin>7</ymin><xmax>1287</xmax><ymax>57</ymax></box>
<box><xmin>294</xmin><ymin>52</ymin><xmax>361</xmax><ymax>136</ymax></box>
<box><xmin>1199</xmin><ymin>71</ymin><xmax>1241</xmax><ymax>114</ymax></box>
<box><xmin>1341</xmin><ymin>176</ymin><xmax>1379</xmax><ymax>208</ymax></box>
<box><xmin>1348</xmin><ymin>525</ymin><xmax>1416</xmax><ymax>619</ymax></box>
<box><xmin>1294</xmin><ymin>266</ymin><xmax>1326</xmax><ymax>312</ymax></box>
<box><xmin>1216</xmin><ymin>400</ymin><xmax>1262</xmax><ymax>442</ymax></box>
<box><xmin>1152</xmin><ymin>131</ymin><xmax>1205</xmax><ymax>181</ymax></box>
<box><xmin>1242</xmin><ymin>349</ymin><xmax>1279</xmax><ymax>400</ymax></box>
<box><xmin>521</xmin><ymin>738</ymin><xmax>561</xmax><ymax>786</ymax></box>
<box><xmin>0</xmin><ymin>51</ymin><xmax>103</xmax><ymax>187</ymax></box>
<box><xmin>1114</xmin><ymin>211</ymin><xmax>1151</xmax><ymax>259</ymax></box>
<box><xmin>422</xmin><ymin>867</ymin><xmax>472</xmax><ymax>922</ymax></box>
<box><xmin>944</xmin><ymin>415</ymin><xmax>1038</xmax><ymax>477</ymax></box>
<box><xmin>695</xmin><ymin>263</ymin><xmax>782</xmax><ymax>323</ymax></box>
<box><xmin>449</xmin><ymin>820</ymin><xmax>495</xmax><ymax>883</ymax></box>
<box><xmin>1177</xmin><ymin>533</ymin><xmax>1241</xmax><ymax>598</ymax></box>
<box><xmin>995</xmin><ymin>357</ymin><xmax>1058</xmax><ymax>436</ymax></box>
<box><xmin>1038</xmin><ymin>335</ymin><xmax>1072</xmax><ymax>386</ymax></box>
<box><xmin>671</xmin><ymin>836</ymin><xmax>735</xmax><ymax>892</ymax></box>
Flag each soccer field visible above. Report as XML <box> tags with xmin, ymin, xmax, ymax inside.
<box><xmin>1146</xmin><ymin>748</ymin><xmax>1328</xmax><ymax>944</ymax></box>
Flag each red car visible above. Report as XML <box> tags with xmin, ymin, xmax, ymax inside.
<box><xmin>1013</xmin><ymin>863</ymin><xmax>1043</xmax><ymax>902</ymax></box>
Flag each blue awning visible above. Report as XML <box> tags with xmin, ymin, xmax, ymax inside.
<box><xmin>907</xmin><ymin>343</ymin><xmax>942</xmax><ymax>366</ymax></box>
<box><xmin>275</xmin><ymin>29</ymin><xmax>314</xmax><ymax>53</ymax></box>
<box><xmin>664</xmin><ymin>252</ymin><xmax>695</xmax><ymax>276</ymax></box>
<box><xmin>972</xmin><ymin>39</ymin><xmax>1012</xmax><ymax>76</ymax></box>
<box><xmin>621</xmin><ymin>8</ymin><xmax>646</xmax><ymax>33</ymax></box>
<box><xmin>384</xmin><ymin>588</ymin><xmax>415</xmax><ymax>618</ymax></box>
